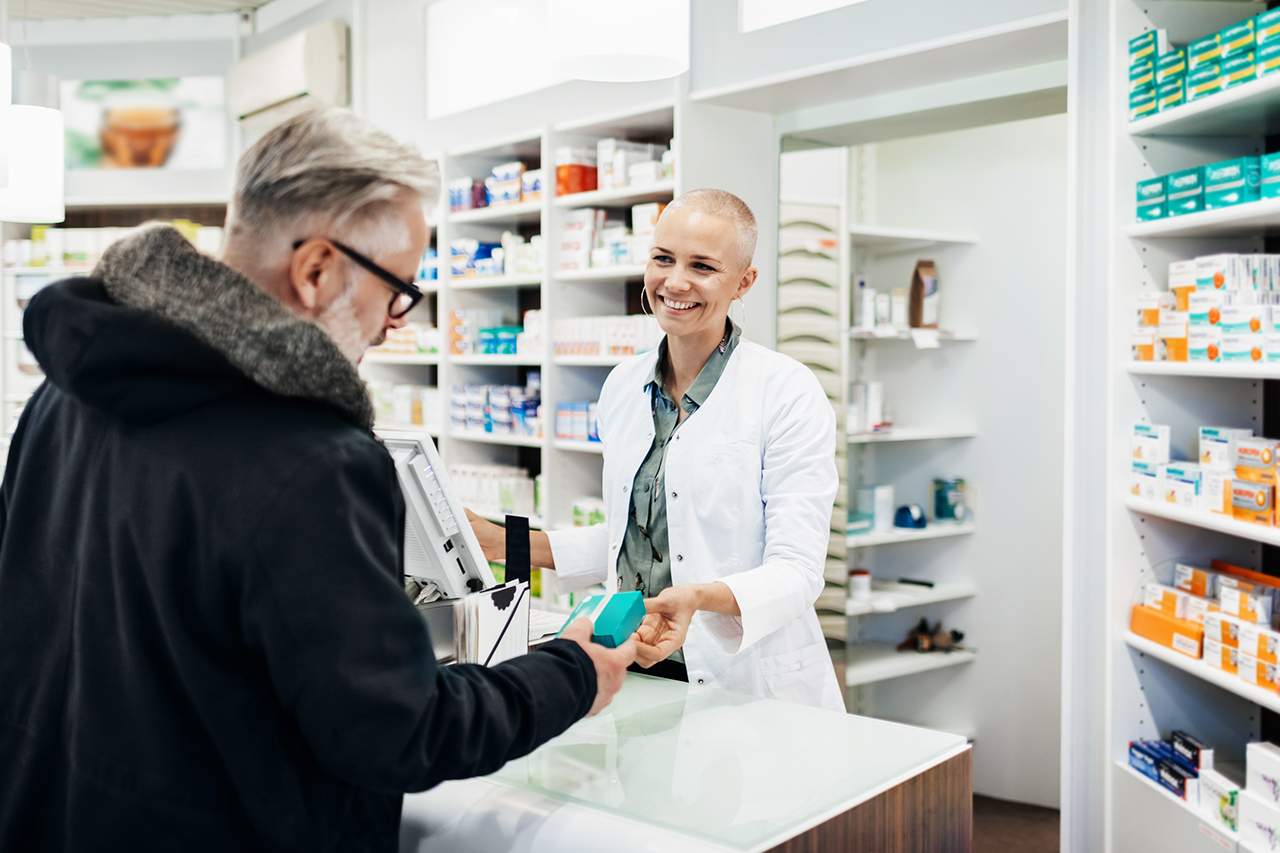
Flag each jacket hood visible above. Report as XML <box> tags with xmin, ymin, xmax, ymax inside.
<box><xmin>24</xmin><ymin>224</ymin><xmax>373</xmax><ymax>427</ymax></box>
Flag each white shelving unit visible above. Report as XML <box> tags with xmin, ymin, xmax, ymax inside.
<box><xmin>555</xmin><ymin>265</ymin><xmax>648</xmax><ymax>282</ymax></box>
<box><xmin>847</xmin><ymin>224</ymin><xmax>979</xmax><ymax>256</ymax></box>
<box><xmin>845</xmin><ymin>644</ymin><xmax>977</xmax><ymax>686</ymax></box>
<box><xmin>1127</xmin><ymin>361</ymin><xmax>1280</xmax><ymax>380</ymax></box>
<box><xmin>1128</xmin><ymin>196</ymin><xmax>1280</xmax><ymax>239</ymax></box>
<box><xmin>846</xmin><ymin>522</ymin><xmax>976</xmax><ymax>549</ymax></box>
<box><xmin>845</xmin><ymin>580</ymin><xmax>977</xmax><ymax>617</ymax></box>
<box><xmin>1126</xmin><ymin>497</ymin><xmax>1280</xmax><ymax>548</ymax></box>
<box><xmin>847</xmin><ymin>425</ymin><xmax>978</xmax><ymax>444</ymax></box>
<box><xmin>362</xmin><ymin>353</ymin><xmax>440</xmax><ymax>366</ymax></box>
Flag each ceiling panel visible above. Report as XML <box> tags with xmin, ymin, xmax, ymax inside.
<box><xmin>13</xmin><ymin>0</ymin><xmax>257</xmax><ymax>19</ymax></box>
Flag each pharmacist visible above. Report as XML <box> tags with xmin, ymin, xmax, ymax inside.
<box><xmin>468</xmin><ymin>189</ymin><xmax>843</xmax><ymax>711</ymax></box>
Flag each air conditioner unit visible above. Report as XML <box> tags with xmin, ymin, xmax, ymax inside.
<box><xmin>227</xmin><ymin>19</ymin><xmax>348</xmax><ymax>133</ymax></box>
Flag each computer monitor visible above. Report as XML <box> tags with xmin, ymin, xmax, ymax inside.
<box><xmin>378</xmin><ymin>430</ymin><xmax>495</xmax><ymax>600</ymax></box>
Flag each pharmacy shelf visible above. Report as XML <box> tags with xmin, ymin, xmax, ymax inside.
<box><xmin>552</xmin><ymin>354</ymin><xmax>633</xmax><ymax>367</ymax></box>
<box><xmin>449</xmin><ymin>354</ymin><xmax>543</xmax><ymax>367</ymax></box>
<box><xmin>848</xmin><ymin>224</ymin><xmax>978</xmax><ymax>255</ymax></box>
<box><xmin>1113</xmin><ymin>761</ymin><xmax>1241</xmax><ymax>845</ymax></box>
<box><xmin>449</xmin><ymin>430</ymin><xmax>543</xmax><ymax>448</ymax></box>
<box><xmin>374</xmin><ymin>424</ymin><xmax>440</xmax><ymax>439</ymax></box>
<box><xmin>1125</xmin><ymin>496</ymin><xmax>1280</xmax><ymax>547</ymax></box>
<box><xmin>847</xmin><ymin>425</ymin><xmax>978</xmax><ymax>443</ymax></box>
<box><xmin>473</xmin><ymin>508</ymin><xmax>545</xmax><ymax>530</ymax></box>
<box><xmin>362</xmin><ymin>352</ymin><xmax>440</xmax><ymax>365</ymax></box>
<box><xmin>449</xmin><ymin>200</ymin><xmax>542</xmax><ymax>226</ymax></box>
<box><xmin>845</xmin><ymin>580</ymin><xmax>978</xmax><ymax>617</ymax></box>
<box><xmin>848</xmin><ymin>328</ymin><xmax>979</xmax><ymax>342</ymax></box>
<box><xmin>845</xmin><ymin>644</ymin><xmax>976</xmax><ymax>686</ymax></box>
<box><xmin>553</xmin><ymin>439</ymin><xmax>604</xmax><ymax>454</ymax></box>
<box><xmin>1128</xmin><ymin>69</ymin><xmax>1280</xmax><ymax>138</ymax></box>
<box><xmin>846</xmin><ymin>521</ymin><xmax>975</xmax><ymax>548</ymax></box>
<box><xmin>1126</xmin><ymin>361</ymin><xmax>1280</xmax><ymax>380</ymax></box>
<box><xmin>1128</xmin><ymin>196</ymin><xmax>1280</xmax><ymax>240</ymax></box>
<box><xmin>449</xmin><ymin>274</ymin><xmax>543</xmax><ymax>290</ymax></box>
<box><xmin>1125</xmin><ymin>631</ymin><xmax>1280</xmax><ymax>715</ymax></box>
<box><xmin>552</xmin><ymin>180</ymin><xmax>676</xmax><ymax>208</ymax></box>
<box><xmin>556</xmin><ymin>265</ymin><xmax>648</xmax><ymax>282</ymax></box>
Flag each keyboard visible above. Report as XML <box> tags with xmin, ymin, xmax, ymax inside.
<box><xmin>529</xmin><ymin>608</ymin><xmax>569</xmax><ymax>640</ymax></box>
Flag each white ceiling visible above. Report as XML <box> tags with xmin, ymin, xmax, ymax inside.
<box><xmin>12</xmin><ymin>0</ymin><xmax>258</xmax><ymax>20</ymax></box>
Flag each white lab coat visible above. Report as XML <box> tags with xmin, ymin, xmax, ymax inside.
<box><xmin>546</xmin><ymin>339</ymin><xmax>844</xmax><ymax>712</ymax></box>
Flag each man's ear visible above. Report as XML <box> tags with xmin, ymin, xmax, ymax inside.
<box><xmin>289</xmin><ymin>241</ymin><xmax>338</xmax><ymax>312</ymax></box>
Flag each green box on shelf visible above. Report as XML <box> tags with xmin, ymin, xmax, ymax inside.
<box><xmin>1157</xmin><ymin>48</ymin><xmax>1187</xmax><ymax>84</ymax></box>
<box><xmin>1189</xmin><ymin>33</ymin><xmax>1223</xmax><ymax>69</ymax></box>
<box><xmin>1130</xmin><ymin>59</ymin><xmax>1155</xmax><ymax>91</ymax></box>
<box><xmin>1220</xmin><ymin>18</ymin><xmax>1257</xmax><ymax>59</ymax></box>
<box><xmin>1167</xmin><ymin>167</ymin><xmax>1205</xmax><ymax>216</ymax></box>
<box><xmin>1130</xmin><ymin>30</ymin><xmax>1164</xmax><ymax>65</ymax></box>
<box><xmin>1130</xmin><ymin>87</ymin><xmax>1157</xmax><ymax>122</ymax></box>
<box><xmin>1262</xmin><ymin>152</ymin><xmax>1280</xmax><ymax>199</ymax></box>
<box><xmin>1204</xmin><ymin>157</ymin><xmax>1260</xmax><ymax>209</ymax></box>
<box><xmin>1136</xmin><ymin>177</ymin><xmax>1167</xmax><ymax>221</ymax></box>
<box><xmin>1187</xmin><ymin>65</ymin><xmax>1223</xmax><ymax>101</ymax></box>
<box><xmin>1223</xmin><ymin>52</ymin><xmax>1258</xmax><ymax>88</ymax></box>
<box><xmin>1261</xmin><ymin>41</ymin><xmax>1280</xmax><ymax>77</ymax></box>
<box><xmin>1260</xmin><ymin>8</ymin><xmax>1280</xmax><ymax>45</ymax></box>
<box><xmin>1157</xmin><ymin>79</ymin><xmax>1185</xmax><ymax>112</ymax></box>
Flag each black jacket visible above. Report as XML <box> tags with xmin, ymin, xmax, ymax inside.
<box><xmin>0</xmin><ymin>226</ymin><xmax>595</xmax><ymax>852</ymax></box>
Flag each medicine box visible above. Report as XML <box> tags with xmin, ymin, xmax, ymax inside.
<box><xmin>1173</xmin><ymin>730</ymin><xmax>1214</xmax><ymax>772</ymax></box>
<box><xmin>1222</xmin><ymin>332</ymin><xmax>1265</xmax><ymax>363</ymax></box>
<box><xmin>1158</xmin><ymin>755</ymin><xmax>1201</xmax><ymax>802</ymax></box>
<box><xmin>856</xmin><ymin>485</ymin><xmax>895</xmax><ymax>533</ymax></box>
<box><xmin>1236</xmin><ymin>436</ymin><xmax>1278</xmax><ymax>483</ymax></box>
<box><xmin>1187</xmin><ymin>64</ymin><xmax>1224</xmax><ymax>101</ymax></box>
<box><xmin>1222</xmin><ymin>575</ymin><xmax>1275</xmax><ymax>622</ymax></box>
<box><xmin>1144</xmin><ymin>582</ymin><xmax>1191</xmax><ymax>619</ymax></box>
<box><xmin>521</xmin><ymin>169</ymin><xmax>542</xmax><ymax>201</ymax></box>
<box><xmin>1189</xmin><ymin>289</ymin><xmax>1224</xmax><ymax>325</ymax></box>
<box><xmin>1205</xmin><ymin>637</ymin><xmax>1240</xmax><ymax>673</ymax></box>
<box><xmin>1189</xmin><ymin>326</ymin><xmax>1222</xmax><ymax>362</ymax></box>
<box><xmin>1129</xmin><ymin>741</ymin><xmax>1162</xmax><ymax>783</ymax></box>
<box><xmin>1223</xmin><ymin>52</ymin><xmax>1258</xmax><ymax>88</ymax></box>
<box><xmin>1176</xmin><ymin>563</ymin><xmax>1220</xmax><ymax>598</ymax></box>
<box><xmin>560</xmin><ymin>591</ymin><xmax>646</xmax><ymax>649</ymax></box>
<box><xmin>1131</xmin><ymin>461</ymin><xmax>1161</xmax><ymax>501</ymax></box>
<box><xmin>1130</xmin><ymin>59</ymin><xmax>1155</xmax><ymax>91</ymax></box>
<box><xmin>1205</xmin><ymin>157</ymin><xmax>1261</xmax><ymax>209</ymax></box>
<box><xmin>1197</xmin><ymin>253</ymin><xmax>1237</xmax><ymax>290</ymax></box>
<box><xmin>1132</xmin><ymin>423</ymin><xmax>1171</xmax><ymax>463</ymax></box>
<box><xmin>1221</xmin><ymin>19</ymin><xmax>1257</xmax><ymax>59</ymax></box>
<box><xmin>1137</xmin><ymin>290</ymin><xmax>1172</xmax><ymax>325</ymax></box>
<box><xmin>1132</xmin><ymin>29</ymin><xmax>1170</xmax><ymax>64</ymax></box>
<box><xmin>1247</xmin><ymin>742</ymin><xmax>1280</xmax><ymax>806</ymax></box>
<box><xmin>1201</xmin><ymin>767</ymin><xmax>1242</xmax><ymax>833</ymax></box>
<box><xmin>1130</xmin><ymin>602</ymin><xmax>1203</xmax><ymax>658</ymax></box>
<box><xmin>1162</xmin><ymin>462</ymin><xmax>1202</xmax><ymax>509</ymax></box>
<box><xmin>1263</xmin><ymin>153</ymin><xmax>1280</xmax><ymax>199</ymax></box>
<box><xmin>1242</xmin><ymin>790</ymin><xmax>1280</xmax><ymax>851</ymax></box>
<box><xmin>1130</xmin><ymin>87</ymin><xmax>1158</xmax><ymax>122</ymax></box>
<box><xmin>1261</xmin><ymin>8</ymin><xmax>1280</xmax><ymax>45</ymax></box>
<box><xmin>1157</xmin><ymin>78</ymin><xmax>1186</xmax><ymax>112</ymax></box>
<box><xmin>1170</xmin><ymin>259</ymin><xmax>1198</xmax><ymax>291</ymax></box>
<box><xmin>1136</xmin><ymin>177</ymin><xmax>1167</xmax><ymax>221</ymax></box>
<box><xmin>1241</xmin><ymin>622</ymin><xmax>1280</xmax><ymax>663</ymax></box>
<box><xmin>1221</xmin><ymin>302</ymin><xmax>1267</xmax><ymax>334</ymax></box>
<box><xmin>1160</xmin><ymin>311</ymin><xmax>1190</xmax><ymax>361</ymax></box>
<box><xmin>1189</xmin><ymin>32</ymin><xmax>1222</xmax><ymax>68</ymax></box>
<box><xmin>1157</xmin><ymin>47</ymin><xmax>1187</xmax><ymax>83</ymax></box>
<box><xmin>1240</xmin><ymin>651</ymin><xmax>1280</xmax><ymax>692</ymax></box>
<box><xmin>1201</xmin><ymin>427</ymin><xmax>1252</xmax><ymax>470</ymax></box>
<box><xmin>1205</xmin><ymin>611</ymin><xmax>1242</xmax><ymax>648</ymax></box>
<box><xmin>1132</xmin><ymin>328</ymin><xmax>1157</xmax><ymax>361</ymax></box>
<box><xmin>1167</xmin><ymin>167</ymin><xmax>1205</xmax><ymax>216</ymax></box>
<box><xmin>1262</xmin><ymin>41</ymin><xmax>1280</xmax><ymax>77</ymax></box>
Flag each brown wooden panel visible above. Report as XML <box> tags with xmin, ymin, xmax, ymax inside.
<box><xmin>766</xmin><ymin>747</ymin><xmax>972</xmax><ymax>853</ymax></box>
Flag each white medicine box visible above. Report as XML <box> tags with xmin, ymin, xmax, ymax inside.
<box><xmin>1132</xmin><ymin>423</ymin><xmax>1171</xmax><ymax>464</ymax></box>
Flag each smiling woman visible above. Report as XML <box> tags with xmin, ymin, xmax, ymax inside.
<box><xmin>468</xmin><ymin>189</ymin><xmax>845</xmax><ymax>711</ymax></box>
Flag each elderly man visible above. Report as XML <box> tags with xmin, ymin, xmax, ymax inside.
<box><xmin>0</xmin><ymin>108</ymin><xmax>633</xmax><ymax>851</ymax></box>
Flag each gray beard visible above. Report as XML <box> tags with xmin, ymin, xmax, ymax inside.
<box><xmin>316</xmin><ymin>282</ymin><xmax>367</xmax><ymax>366</ymax></box>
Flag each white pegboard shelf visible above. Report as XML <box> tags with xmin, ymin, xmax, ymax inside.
<box><xmin>552</xmin><ymin>180</ymin><xmax>675</xmax><ymax>208</ymax></box>
<box><xmin>1128</xmin><ymin>196</ymin><xmax>1280</xmax><ymax>240</ymax></box>
<box><xmin>845</xmin><ymin>644</ymin><xmax>976</xmax><ymax>686</ymax></box>
<box><xmin>1113</xmin><ymin>761</ymin><xmax>1240</xmax><ymax>845</ymax></box>
<box><xmin>449</xmin><ymin>354</ymin><xmax>543</xmax><ymax>367</ymax></box>
<box><xmin>1126</xmin><ymin>360</ymin><xmax>1280</xmax><ymax>380</ymax></box>
<box><xmin>556</xmin><ymin>265</ymin><xmax>648</xmax><ymax>282</ymax></box>
<box><xmin>847</xmin><ymin>425</ymin><xmax>977</xmax><ymax>443</ymax></box>
<box><xmin>845</xmin><ymin>580</ymin><xmax>977</xmax><ymax>617</ymax></box>
<box><xmin>848</xmin><ymin>224</ymin><xmax>978</xmax><ymax>255</ymax></box>
<box><xmin>449</xmin><ymin>274</ymin><xmax>542</xmax><ymax>290</ymax></box>
<box><xmin>1128</xmin><ymin>66</ymin><xmax>1280</xmax><ymax>138</ymax></box>
<box><xmin>1125</xmin><ymin>496</ymin><xmax>1280</xmax><ymax>547</ymax></box>
<box><xmin>1125</xmin><ymin>631</ymin><xmax>1280</xmax><ymax>715</ymax></box>
<box><xmin>362</xmin><ymin>352</ymin><xmax>440</xmax><ymax>366</ymax></box>
<box><xmin>449</xmin><ymin>430</ymin><xmax>543</xmax><ymax>448</ymax></box>
<box><xmin>846</xmin><ymin>521</ymin><xmax>975</xmax><ymax>548</ymax></box>
<box><xmin>553</xmin><ymin>439</ymin><xmax>604</xmax><ymax>454</ymax></box>
<box><xmin>449</xmin><ymin>200</ymin><xmax>542</xmax><ymax>226</ymax></box>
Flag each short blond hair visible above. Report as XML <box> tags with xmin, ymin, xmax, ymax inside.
<box><xmin>663</xmin><ymin>188</ymin><xmax>757</xmax><ymax>268</ymax></box>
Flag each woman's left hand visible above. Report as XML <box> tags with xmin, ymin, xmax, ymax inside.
<box><xmin>633</xmin><ymin>585</ymin><xmax>699</xmax><ymax>667</ymax></box>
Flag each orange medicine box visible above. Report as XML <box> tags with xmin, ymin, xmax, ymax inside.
<box><xmin>1239</xmin><ymin>651</ymin><xmax>1280</xmax><ymax>693</ymax></box>
<box><xmin>1205</xmin><ymin>637</ymin><xmax>1240</xmax><ymax>674</ymax></box>
<box><xmin>1231</xmin><ymin>479</ymin><xmax>1276</xmax><ymax>527</ymax></box>
<box><xmin>1236</xmin><ymin>437</ymin><xmax>1280</xmax><ymax>485</ymax></box>
<box><xmin>1175</xmin><ymin>563</ymin><xmax>1220</xmax><ymax>598</ymax></box>
<box><xmin>1204</xmin><ymin>611</ymin><xmax>1241</xmax><ymax>648</ymax></box>
<box><xmin>1220</xmin><ymin>575</ymin><xmax>1275</xmax><ymax>625</ymax></box>
<box><xmin>1131</xmin><ymin>603</ymin><xmax>1204</xmax><ymax>658</ymax></box>
<box><xmin>1241</xmin><ymin>622</ymin><xmax>1280</xmax><ymax>664</ymax></box>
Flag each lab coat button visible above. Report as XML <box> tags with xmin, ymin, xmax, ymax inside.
<box><xmin>697</xmin><ymin>678</ymin><xmax>704</xmax><ymax>685</ymax></box>
<box><xmin>622</xmin><ymin>485</ymin><xmax>629</xmax><ymax>493</ymax></box>
<box><xmin>676</xmin><ymin>554</ymin><xmax>683</xmax><ymax>562</ymax></box>
<box><xmin>671</xmin><ymin>491</ymin><xmax>678</xmax><ymax>499</ymax></box>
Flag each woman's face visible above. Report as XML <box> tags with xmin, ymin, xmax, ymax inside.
<box><xmin>644</xmin><ymin>208</ymin><xmax>756</xmax><ymax>341</ymax></box>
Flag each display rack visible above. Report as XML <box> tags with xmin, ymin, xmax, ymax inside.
<box><xmin>1107</xmin><ymin>2</ymin><xmax>1273</xmax><ymax>849</ymax></box>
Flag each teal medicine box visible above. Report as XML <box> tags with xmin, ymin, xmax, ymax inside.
<box><xmin>1130</xmin><ymin>87</ymin><xmax>1158</xmax><ymax>122</ymax></box>
<box><xmin>1205</xmin><ymin>157</ymin><xmax>1260</xmax><ymax>209</ymax></box>
<box><xmin>1187</xmin><ymin>65</ymin><xmax>1223</xmax><ymax>101</ymax></box>
<box><xmin>1137</xmin><ymin>177</ymin><xmax>1167</xmax><ymax>221</ymax></box>
<box><xmin>1157</xmin><ymin>48</ymin><xmax>1187</xmax><ymax>84</ymax></box>
<box><xmin>1261</xmin><ymin>41</ymin><xmax>1280</xmax><ymax>77</ymax></box>
<box><xmin>1223</xmin><ymin>52</ymin><xmax>1257</xmax><ymax>88</ymax></box>
<box><xmin>1220</xmin><ymin>19</ymin><xmax>1257</xmax><ymax>59</ymax></box>
<box><xmin>1167</xmin><ymin>167</ymin><xmax>1205</xmax><ymax>216</ymax></box>
<box><xmin>559</xmin><ymin>590</ymin><xmax>647</xmax><ymax>649</ymax></box>
<box><xmin>1157</xmin><ymin>79</ymin><xmax>1185</xmax><ymax>112</ymax></box>
<box><xmin>1262</xmin><ymin>152</ymin><xmax>1280</xmax><ymax>199</ymax></box>
<box><xmin>1131</xmin><ymin>59</ymin><xmax>1156</xmax><ymax>91</ymax></box>
<box><xmin>1189</xmin><ymin>33</ymin><xmax>1223</xmax><ymax>69</ymax></box>
<box><xmin>1260</xmin><ymin>9</ymin><xmax>1280</xmax><ymax>46</ymax></box>
<box><xmin>1130</xmin><ymin>30</ymin><xmax>1163</xmax><ymax>65</ymax></box>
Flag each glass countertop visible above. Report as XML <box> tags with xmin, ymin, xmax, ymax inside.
<box><xmin>485</xmin><ymin>673</ymin><xmax>967</xmax><ymax>851</ymax></box>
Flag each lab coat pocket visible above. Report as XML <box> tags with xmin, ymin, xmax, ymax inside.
<box><xmin>759</xmin><ymin>646</ymin><xmax>831</xmax><ymax>708</ymax></box>
<box><xmin>691</xmin><ymin>443</ymin><xmax>759</xmax><ymax>569</ymax></box>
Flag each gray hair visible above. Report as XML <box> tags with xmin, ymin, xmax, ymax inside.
<box><xmin>224</xmin><ymin>108</ymin><xmax>439</xmax><ymax>263</ymax></box>
<box><xmin>664</xmin><ymin>188</ymin><xmax>757</xmax><ymax>268</ymax></box>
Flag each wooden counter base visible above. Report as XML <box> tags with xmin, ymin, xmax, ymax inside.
<box><xmin>767</xmin><ymin>746</ymin><xmax>972</xmax><ymax>853</ymax></box>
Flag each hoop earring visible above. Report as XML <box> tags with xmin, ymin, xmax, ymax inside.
<box><xmin>640</xmin><ymin>288</ymin><xmax>654</xmax><ymax>317</ymax></box>
<box><xmin>732</xmin><ymin>296</ymin><xmax>745</xmax><ymax>327</ymax></box>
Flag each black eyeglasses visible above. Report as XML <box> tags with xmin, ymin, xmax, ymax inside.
<box><xmin>292</xmin><ymin>238</ymin><xmax>425</xmax><ymax>319</ymax></box>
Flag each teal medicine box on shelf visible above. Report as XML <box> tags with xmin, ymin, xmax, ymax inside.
<box><xmin>1261</xmin><ymin>41</ymin><xmax>1280</xmax><ymax>76</ymax></box>
<box><xmin>1189</xmin><ymin>33</ymin><xmax>1223</xmax><ymax>69</ymax></box>
<box><xmin>1187</xmin><ymin>64</ymin><xmax>1223</xmax><ymax>101</ymax></box>
<box><xmin>1131</xmin><ymin>30</ymin><xmax>1165</xmax><ymax>65</ymax></box>
<box><xmin>1220</xmin><ymin>18</ymin><xmax>1257</xmax><ymax>60</ymax></box>
<box><xmin>1262</xmin><ymin>153</ymin><xmax>1280</xmax><ymax>199</ymax></box>
<box><xmin>1137</xmin><ymin>177</ymin><xmax>1167</xmax><ymax>221</ymax></box>
<box><xmin>1130</xmin><ymin>59</ymin><xmax>1155</xmax><ymax>91</ymax></box>
<box><xmin>1157</xmin><ymin>48</ymin><xmax>1186</xmax><ymax>84</ymax></box>
<box><xmin>1260</xmin><ymin>8</ymin><xmax>1280</xmax><ymax>46</ymax></box>
<box><xmin>1205</xmin><ymin>157</ymin><xmax>1260</xmax><ymax>209</ymax></box>
<box><xmin>1223</xmin><ymin>52</ymin><xmax>1257</xmax><ymax>88</ymax></box>
<box><xmin>559</xmin><ymin>590</ymin><xmax>647</xmax><ymax>649</ymax></box>
<box><xmin>1167</xmin><ymin>167</ymin><xmax>1205</xmax><ymax>216</ymax></box>
<box><xmin>1157</xmin><ymin>79</ymin><xmax>1185</xmax><ymax>112</ymax></box>
<box><xmin>1130</xmin><ymin>88</ymin><xmax>1157</xmax><ymax>121</ymax></box>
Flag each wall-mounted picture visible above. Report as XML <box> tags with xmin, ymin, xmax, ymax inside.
<box><xmin>60</xmin><ymin>77</ymin><xmax>227</xmax><ymax>171</ymax></box>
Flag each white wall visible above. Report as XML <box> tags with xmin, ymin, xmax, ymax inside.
<box><xmin>863</xmin><ymin>113</ymin><xmax>1067</xmax><ymax>807</ymax></box>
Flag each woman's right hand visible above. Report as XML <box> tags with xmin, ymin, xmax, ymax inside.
<box><xmin>464</xmin><ymin>508</ymin><xmax>505</xmax><ymax>562</ymax></box>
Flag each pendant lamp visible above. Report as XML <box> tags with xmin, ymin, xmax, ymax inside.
<box><xmin>0</xmin><ymin>69</ymin><xmax>65</xmax><ymax>224</ymax></box>
<box><xmin>547</xmin><ymin>0</ymin><xmax>690</xmax><ymax>83</ymax></box>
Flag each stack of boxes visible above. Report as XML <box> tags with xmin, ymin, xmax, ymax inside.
<box><xmin>367</xmin><ymin>383</ymin><xmax>442</xmax><ymax>433</ymax></box>
<box><xmin>450</xmin><ymin>233</ymin><xmax>545</xmax><ymax>279</ymax></box>
<box><xmin>555</xmin><ymin>401</ymin><xmax>599</xmax><ymax>443</ymax></box>
<box><xmin>558</xmin><ymin>203</ymin><xmax>663</xmax><ymax>271</ymax></box>
<box><xmin>367</xmin><ymin>323</ymin><xmax>440</xmax><ymax>355</ymax></box>
<box><xmin>555</xmin><ymin>137</ymin><xmax>675</xmax><ymax>198</ymax></box>
<box><xmin>1130</xmin><ymin>10</ymin><xmax>1280</xmax><ymax>123</ymax></box>
<box><xmin>448</xmin><ymin>161</ymin><xmax>543</xmax><ymax>212</ymax></box>
<box><xmin>1134</xmin><ymin>155</ymin><xmax>1265</xmax><ymax>223</ymax></box>
<box><xmin>551</xmin><ymin>315</ymin><xmax>663</xmax><ymax>357</ymax></box>
<box><xmin>4</xmin><ymin>223</ymin><xmax>223</xmax><ymax>268</ymax></box>
<box><xmin>449</xmin><ymin>378</ymin><xmax>542</xmax><ymax>439</ymax></box>
<box><xmin>449</xmin><ymin>464</ymin><xmax>538</xmax><ymax>519</ymax></box>
<box><xmin>449</xmin><ymin>309</ymin><xmax>542</xmax><ymax>357</ymax></box>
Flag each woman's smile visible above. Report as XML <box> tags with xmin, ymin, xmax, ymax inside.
<box><xmin>658</xmin><ymin>294</ymin><xmax>700</xmax><ymax>313</ymax></box>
